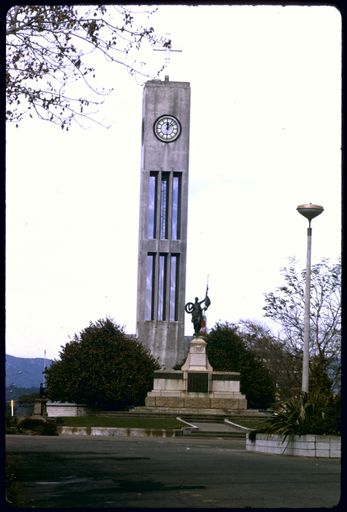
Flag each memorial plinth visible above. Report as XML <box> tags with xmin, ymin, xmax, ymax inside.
<box><xmin>145</xmin><ymin>336</ymin><xmax>247</xmax><ymax>412</ymax></box>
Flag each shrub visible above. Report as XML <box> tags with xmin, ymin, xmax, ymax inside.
<box><xmin>17</xmin><ymin>417</ymin><xmax>58</xmax><ymax>436</ymax></box>
<box><xmin>250</xmin><ymin>392</ymin><xmax>341</xmax><ymax>442</ymax></box>
<box><xmin>5</xmin><ymin>416</ymin><xmax>18</xmax><ymax>435</ymax></box>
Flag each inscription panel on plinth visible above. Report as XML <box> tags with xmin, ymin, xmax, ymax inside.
<box><xmin>187</xmin><ymin>372</ymin><xmax>208</xmax><ymax>392</ymax></box>
<box><xmin>189</xmin><ymin>353</ymin><xmax>207</xmax><ymax>367</ymax></box>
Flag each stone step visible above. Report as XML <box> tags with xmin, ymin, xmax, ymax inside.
<box><xmin>180</xmin><ymin>414</ymin><xmax>226</xmax><ymax>423</ymax></box>
<box><xmin>131</xmin><ymin>406</ymin><xmax>247</xmax><ymax>416</ymax></box>
<box><xmin>96</xmin><ymin>409</ymin><xmax>272</xmax><ymax>430</ymax></box>
<box><xmin>179</xmin><ymin>418</ymin><xmax>250</xmax><ymax>433</ymax></box>
<box><xmin>184</xmin><ymin>430</ymin><xmax>246</xmax><ymax>439</ymax></box>
<box><xmin>98</xmin><ymin>411</ymin><xmax>179</xmax><ymax>419</ymax></box>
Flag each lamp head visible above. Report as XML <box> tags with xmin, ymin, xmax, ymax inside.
<box><xmin>297</xmin><ymin>203</ymin><xmax>324</xmax><ymax>222</ymax></box>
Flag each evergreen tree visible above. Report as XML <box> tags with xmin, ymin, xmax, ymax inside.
<box><xmin>45</xmin><ymin>318</ymin><xmax>159</xmax><ymax>410</ymax></box>
<box><xmin>206</xmin><ymin>323</ymin><xmax>276</xmax><ymax>409</ymax></box>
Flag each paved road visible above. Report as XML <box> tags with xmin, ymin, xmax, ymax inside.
<box><xmin>6</xmin><ymin>434</ymin><xmax>341</xmax><ymax>509</ymax></box>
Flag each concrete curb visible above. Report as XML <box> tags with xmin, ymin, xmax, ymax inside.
<box><xmin>246</xmin><ymin>433</ymin><xmax>341</xmax><ymax>458</ymax></box>
<box><xmin>58</xmin><ymin>426</ymin><xmax>183</xmax><ymax>438</ymax></box>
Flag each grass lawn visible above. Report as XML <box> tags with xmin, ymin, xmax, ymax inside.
<box><xmin>58</xmin><ymin>415</ymin><xmax>270</xmax><ymax>430</ymax></box>
<box><xmin>59</xmin><ymin>416</ymin><xmax>182</xmax><ymax>429</ymax></box>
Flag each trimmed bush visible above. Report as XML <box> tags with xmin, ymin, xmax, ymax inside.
<box><xmin>17</xmin><ymin>417</ymin><xmax>58</xmax><ymax>436</ymax></box>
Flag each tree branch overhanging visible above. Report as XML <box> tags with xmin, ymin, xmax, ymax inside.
<box><xmin>6</xmin><ymin>5</ymin><xmax>167</xmax><ymax>129</ymax></box>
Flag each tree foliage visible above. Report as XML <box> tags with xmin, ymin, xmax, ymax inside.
<box><xmin>6</xmin><ymin>5</ymin><xmax>166</xmax><ymax>129</ymax></box>
<box><xmin>263</xmin><ymin>257</ymin><xmax>341</xmax><ymax>392</ymax></box>
<box><xmin>309</xmin><ymin>355</ymin><xmax>334</xmax><ymax>397</ymax></box>
<box><xmin>44</xmin><ymin>318</ymin><xmax>160</xmax><ymax>410</ymax></box>
<box><xmin>238</xmin><ymin>320</ymin><xmax>302</xmax><ymax>401</ymax></box>
<box><xmin>206</xmin><ymin>323</ymin><xmax>276</xmax><ymax>409</ymax></box>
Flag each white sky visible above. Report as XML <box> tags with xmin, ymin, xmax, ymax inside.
<box><xmin>6</xmin><ymin>5</ymin><xmax>341</xmax><ymax>359</ymax></box>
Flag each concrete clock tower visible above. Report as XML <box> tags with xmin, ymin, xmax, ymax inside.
<box><xmin>136</xmin><ymin>76</ymin><xmax>191</xmax><ymax>369</ymax></box>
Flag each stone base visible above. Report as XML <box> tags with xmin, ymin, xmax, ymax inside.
<box><xmin>181</xmin><ymin>337</ymin><xmax>213</xmax><ymax>371</ymax></box>
<box><xmin>145</xmin><ymin>394</ymin><xmax>247</xmax><ymax>411</ymax></box>
<box><xmin>32</xmin><ymin>399</ymin><xmax>47</xmax><ymax>417</ymax></box>
<box><xmin>133</xmin><ymin>406</ymin><xmax>269</xmax><ymax>416</ymax></box>
<box><xmin>46</xmin><ymin>402</ymin><xmax>88</xmax><ymax>417</ymax></box>
<box><xmin>144</xmin><ymin>337</ymin><xmax>247</xmax><ymax>412</ymax></box>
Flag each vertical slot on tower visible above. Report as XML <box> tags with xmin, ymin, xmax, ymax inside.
<box><xmin>145</xmin><ymin>253</ymin><xmax>155</xmax><ymax>320</ymax></box>
<box><xmin>172</xmin><ymin>173</ymin><xmax>182</xmax><ymax>240</ymax></box>
<box><xmin>159</xmin><ymin>173</ymin><xmax>169</xmax><ymax>239</ymax></box>
<box><xmin>169</xmin><ymin>254</ymin><xmax>180</xmax><ymax>321</ymax></box>
<box><xmin>148</xmin><ymin>172</ymin><xmax>158</xmax><ymax>239</ymax></box>
<box><xmin>158</xmin><ymin>254</ymin><xmax>167</xmax><ymax>320</ymax></box>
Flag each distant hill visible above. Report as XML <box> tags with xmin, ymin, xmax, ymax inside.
<box><xmin>6</xmin><ymin>354</ymin><xmax>53</xmax><ymax>388</ymax></box>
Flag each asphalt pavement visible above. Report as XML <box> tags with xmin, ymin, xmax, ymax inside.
<box><xmin>6</xmin><ymin>434</ymin><xmax>342</xmax><ymax>509</ymax></box>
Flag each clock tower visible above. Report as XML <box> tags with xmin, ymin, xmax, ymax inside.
<box><xmin>136</xmin><ymin>76</ymin><xmax>191</xmax><ymax>368</ymax></box>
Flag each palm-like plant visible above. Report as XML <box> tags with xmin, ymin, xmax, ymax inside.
<box><xmin>263</xmin><ymin>393</ymin><xmax>311</xmax><ymax>441</ymax></box>
<box><xmin>251</xmin><ymin>391</ymin><xmax>340</xmax><ymax>442</ymax></box>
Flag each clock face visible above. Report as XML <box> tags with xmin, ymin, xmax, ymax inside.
<box><xmin>154</xmin><ymin>115</ymin><xmax>181</xmax><ymax>142</ymax></box>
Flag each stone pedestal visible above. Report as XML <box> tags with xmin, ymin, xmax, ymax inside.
<box><xmin>180</xmin><ymin>337</ymin><xmax>212</xmax><ymax>371</ymax></box>
<box><xmin>32</xmin><ymin>399</ymin><xmax>47</xmax><ymax>417</ymax></box>
<box><xmin>145</xmin><ymin>336</ymin><xmax>247</xmax><ymax>412</ymax></box>
<box><xmin>46</xmin><ymin>402</ymin><xmax>88</xmax><ymax>417</ymax></box>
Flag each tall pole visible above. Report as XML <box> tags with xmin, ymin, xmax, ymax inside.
<box><xmin>297</xmin><ymin>204</ymin><xmax>324</xmax><ymax>393</ymax></box>
<box><xmin>302</xmin><ymin>221</ymin><xmax>312</xmax><ymax>393</ymax></box>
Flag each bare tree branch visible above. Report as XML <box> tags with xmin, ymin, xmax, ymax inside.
<box><xmin>6</xmin><ymin>5</ymin><xmax>167</xmax><ymax>129</ymax></box>
<box><xmin>263</xmin><ymin>257</ymin><xmax>341</xmax><ymax>391</ymax></box>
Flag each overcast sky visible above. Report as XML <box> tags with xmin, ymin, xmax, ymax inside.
<box><xmin>6</xmin><ymin>5</ymin><xmax>341</xmax><ymax>359</ymax></box>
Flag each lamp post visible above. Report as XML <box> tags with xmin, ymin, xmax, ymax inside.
<box><xmin>296</xmin><ymin>203</ymin><xmax>324</xmax><ymax>393</ymax></box>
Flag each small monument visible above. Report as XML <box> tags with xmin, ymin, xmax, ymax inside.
<box><xmin>145</xmin><ymin>288</ymin><xmax>247</xmax><ymax>412</ymax></box>
<box><xmin>32</xmin><ymin>384</ymin><xmax>47</xmax><ymax>417</ymax></box>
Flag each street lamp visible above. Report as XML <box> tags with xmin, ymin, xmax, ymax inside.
<box><xmin>297</xmin><ymin>203</ymin><xmax>324</xmax><ymax>393</ymax></box>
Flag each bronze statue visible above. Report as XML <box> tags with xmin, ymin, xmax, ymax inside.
<box><xmin>185</xmin><ymin>286</ymin><xmax>211</xmax><ymax>336</ymax></box>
